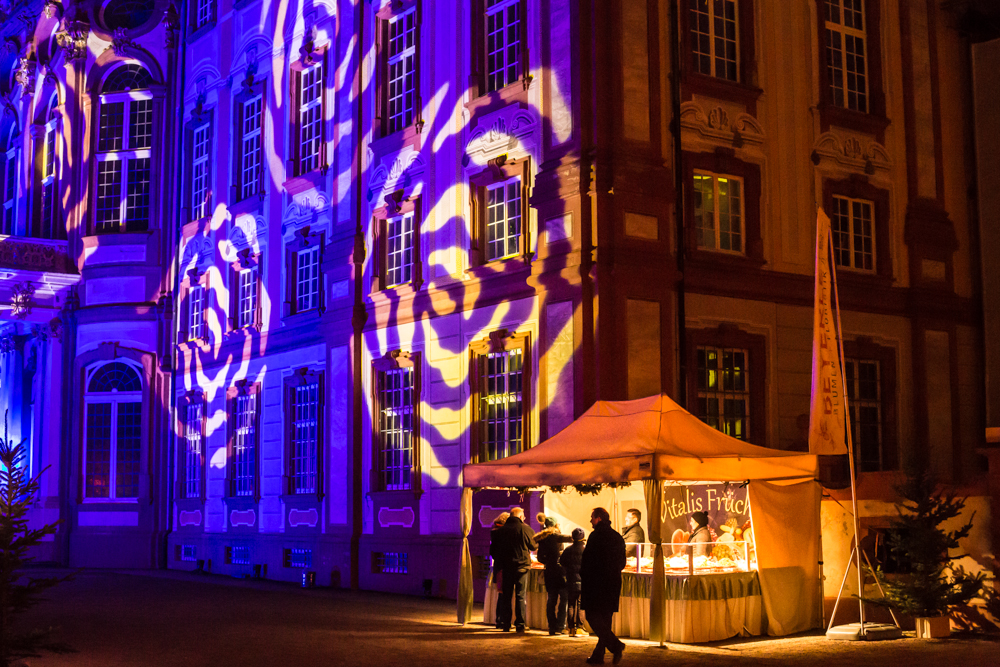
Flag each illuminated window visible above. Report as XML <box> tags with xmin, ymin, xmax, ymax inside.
<box><xmin>471</xmin><ymin>332</ymin><xmax>529</xmax><ymax>462</ymax></box>
<box><xmin>284</xmin><ymin>548</ymin><xmax>312</xmax><ymax>568</ymax></box>
<box><xmin>182</xmin><ymin>398</ymin><xmax>203</xmax><ymax>499</ymax></box>
<box><xmin>386</xmin><ymin>9</ymin><xmax>417</xmax><ymax>134</ymax></box>
<box><xmin>298</xmin><ymin>63</ymin><xmax>324</xmax><ymax>174</ymax></box>
<box><xmin>689</xmin><ymin>0</ymin><xmax>739</xmax><ymax>81</ymax></box>
<box><xmin>37</xmin><ymin>96</ymin><xmax>61</xmax><ymax>239</ymax></box>
<box><xmin>229</xmin><ymin>390</ymin><xmax>258</xmax><ymax>498</ymax></box>
<box><xmin>194</xmin><ymin>0</ymin><xmax>215</xmax><ymax>30</ymax></box>
<box><xmin>295</xmin><ymin>246</ymin><xmax>321</xmax><ymax>312</ymax></box>
<box><xmin>375</xmin><ymin>366</ymin><xmax>414</xmax><ymax>491</ymax></box>
<box><xmin>2</xmin><ymin>126</ymin><xmax>18</xmax><ymax>235</ymax></box>
<box><xmin>695</xmin><ymin>345</ymin><xmax>750</xmax><ymax>441</ymax></box>
<box><xmin>236</xmin><ymin>267</ymin><xmax>258</xmax><ymax>329</ymax></box>
<box><xmin>845</xmin><ymin>358</ymin><xmax>882</xmax><ymax>472</ymax></box>
<box><xmin>824</xmin><ymin>0</ymin><xmax>868</xmax><ymax>113</ymax></box>
<box><xmin>190</xmin><ymin>121</ymin><xmax>211</xmax><ymax>220</ymax></box>
<box><xmin>485</xmin><ymin>176</ymin><xmax>522</xmax><ymax>261</ymax></box>
<box><xmin>95</xmin><ymin>64</ymin><xmax>154</xmax><ymax>234</ymax></box>
<box><xmin>484</xmin><ymin>0</ymin><xmax>523</xmax><ymax>93</ymax></box>
<box><xmin>372</xmin><ymin>551</ymin><xmax>408</xmax><ymax>574</ymax></box>
<box><xmin>84</xmin><ymin>361</ymin><xmax>143</xmax><ymax>499</ymax></box>
<box><xmin>830</xmin><ymin>195</ymin><xmax>874</xmax><ymax>272</ymax></box>
<box><xmin>289</xmin><ymin>378</ymin><xmax>320</xmax><ymax>495</ymax></box>
<box><xmin>385</xmin><ymin>212</ymin><xmax>414</xmax><ymax>288</ymax></box>
<box><xmin>693</xmin><ymin>172</ymin><xmax>743</xmax><ymax>253</ymax></box>
<box><xmin>240</xmin><ymin>95</ymin><xmax>263</xmax><ymax>200</ymax></box>
<box><xmin>188</xmin><ymin>284</ymin><xmax>206</xmax><ymax>341</ymax></box>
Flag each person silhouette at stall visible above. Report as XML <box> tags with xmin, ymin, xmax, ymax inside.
<box><xmin>688</xmin><ymin>511</ymin><xmax>712</xmax><ymax>558</ymax></box>
<box><xmin>580</xmin><ymin>507</ymin><xmax>627</xmax><ymax>664</ymax></box>
<box><xmin>488</xmin><ymin>511</ymin><xmax>511</xmax><ymax>629</ymax></box>
<box><xmin>534</xmin><ymin>513</ymin><xmax>573</xmax><ymax>635</ymax></box>
<box><xmin>493</xmin><ymin>507</ymin><xmax>536</xmax><ymax>633</ymax></box>
<box><xmin>560</xmin><ymin>527</ymin><xmax>586</xmax><ymax>637</ymax></box>
<box><xmin>620</xmin><ymin>508</ymin><xmax>645</xmax><ymax>558</ymax></box>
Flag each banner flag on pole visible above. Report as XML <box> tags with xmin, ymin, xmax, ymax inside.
<box><xmin>808</xmin><ymin>208</ymin><xmax>848</xmax><ymax>456</ymax></box>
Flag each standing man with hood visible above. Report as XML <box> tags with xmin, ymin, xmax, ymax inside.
<box><xmin>493</xmin><ymin>507</ymin><xmax>536</xmax><ymax>633</ymax></box>
<box><xmin>580</xmin><ymin>507</ymin><xmax>627</xmax><ymax>664</ymax></box>
<box><xmin>534</xmin><ymin>513</ymin><xmax>573</xmax><ymax>635</ymax></box>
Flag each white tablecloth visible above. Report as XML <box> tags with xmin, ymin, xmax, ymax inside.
<box><xmin>483</xmin><ymin>569</ymin><xmax>763</xmax><ymax>643</ymax></box>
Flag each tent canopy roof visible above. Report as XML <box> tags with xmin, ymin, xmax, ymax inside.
<box><xmin>463</xmin><ymin>394</ymin><xmax>817</xmax><ymax>488</ymax></box>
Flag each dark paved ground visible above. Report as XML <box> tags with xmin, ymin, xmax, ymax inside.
<box><xmin>11</xmin><ymin>569</ymin><xmax>1000</xmax><ymax>666</ymax></box>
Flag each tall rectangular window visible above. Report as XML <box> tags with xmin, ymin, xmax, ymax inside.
<box><xmin>299</xmin><ymin>64</ymin><xmax>323</xmax><ymax>174</ymax></box>
<box><xmin>191</xmin><ymin>123</ymin><xmax>211</xmax><ymax>220</ymax></box>
<box><xmin>845</xmin><ymin>358</ymin><xmax>882</xmax><ymax>472</ymax></box>
<box><xmin>296</xmin><ymin>246</ymin><xmax>320</xmax><ymax>312</ymax></box>
<box><xmin>290</xmin><ymin>381</ymin><xmax>320</xmax><ymax>494</ymax></box>
<box><xmin>693</xmin><ymin>172</ymin><xmax>743</xmax><ymax>253</ymax></box>
<box><xmin>184</xmin><ymin>401</ymin><xmax>203</xmax><ymax>498</ymax></box>
<box><xmin>195</xmin><ymin>0</ymin><xmax>215</xmax><ymax>29</ymax></box>
<box><xmin>386</xmin><ymin>10</ymin><xmax>417</xmax><ymax>134</ymax></box>
<box><xmin>188</xmin><ymin>284</ymin><xmax>206</xmax><ymax>341</ymax></box>
<box><xmin>485</xmin><ymin>0</ymin><xmax>523</xmax><ymax>93</ymax></box>
<box><xmin>2</xmin><ymin>142</ymin><xmax>16</xmax><ymax>235</ymax></box>
<box><xmin>236</xmin><ymin>267</ymin><xmax>258</xmax><ymax>329</ymax></box>
<box><xmin>695</xmin><ymin>345</ymin><xmax>749</xmax><ymax>440</ymax></box>
<box><xmin>825</xmin><ymin>0</ymin><xmax>868</xmax><ymax>113</ymax></box>
<box><xmin>385</xmin><ymin>213</ymin><xmax>414</xmax><ymax>288</ymax></box>
<box><xmin>830</xmin><ymin>195</ymin><xmax>874</xmax><ymax>271</ymax></box>
<box><xmin>376</xmin><ymin>367</ymin><xmax>414</xmax><ymax>490</ymax></box>
<box><xmin>240</xmin><ymin>95</ymin><xmax>263</xmax><ymax>200</ymax></box>
<box><xmin>485</xmin><ymin>176</ymin><xmax>522</xmax><ymax>261</ymax></box>
<box><xmin>230</xmin><ymin>392</ymin><xmax>257</xmax><ymax>497</ymax></box>
<box><xmin>689</xmin><ymin>0</ymin><xmax>739</xmax><ymax>81</ymax></box>
<box><xmin>478</xmin><ymin>348</ymin><xmax>524</xmax><ymax>461</ymax></box>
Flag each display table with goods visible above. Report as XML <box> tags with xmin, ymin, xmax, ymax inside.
<box><xmin>483</xmin><ymin>539</ymin><xmax>764</xmax><ymax>643</ymax></box>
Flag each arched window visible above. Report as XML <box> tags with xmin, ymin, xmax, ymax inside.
<box><xmin>84</xmin><ymin>361</ymin><xmax>143</xmax><ymax>499</ymax></box>
<box><xmin>1</xmin><ymin>125</ymin><xmax>17</xmax><ymax>235</ymax></box>
<box><xmin>35</xmin><ymin>94</ymin><xmax>62</xmax><ymax>239</ymax></box>
<box><xmin>94</xmin><ymin>64</ymin><xmax>154</xmax><ymax>234</ymax></box>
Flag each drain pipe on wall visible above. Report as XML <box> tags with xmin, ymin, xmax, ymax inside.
<box><xmin>670</xmin><ymin>0</ymin><xmax>687</xmax><ymax>404</ymax></box>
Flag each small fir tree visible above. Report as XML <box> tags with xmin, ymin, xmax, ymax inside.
<box><xmin>867</xmin><ymin>471</ymin><xmax>985</xmax><ymax>619</ymax></box>
<box><xmin>0</xmin><ymin>413</ymin><xmax>71</xmax><ymax>666</ymax></box>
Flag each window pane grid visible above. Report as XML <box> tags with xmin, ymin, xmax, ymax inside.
<box><xmin>825</xmin><ymin>0</ymin><xmax>868</xmax><ymax>112</ymax></box>
<box><xmin>96</xmin><ymin>89</ymin><xmax>153</xmax><ymax>234</ymax></box>
<box><xmin>115</xmin><ymin>401</ymin><xmax>142</xmax><ymax>498</ymax></box>
<box><xmin>486</xmin><ymin>177</ymin><xmax>521</xmax><ymax>261</ymax></box>
<box><xmin>485</xmin><ymin>0</ymin><xmax>521</xmax><ymax>93</ymax></box>
<box><xmin>696</xmin><ymin>346</ymin><xmax>750</xmax><ymax>440</ymax></box>
<box><xmin>231</xmin><ymin>393</ymin><xmax>257</xmax><ymax>497</ymax></box>
<box><xmin>188</xmin><ymin>285</ymin><xmax>205</xmax><ymax>340</ymax></box>
<box><xmin>387</xmin><ymin>10</ymin><xmax>417</xmax><ymax>134</ymax></box>
<box><xmin>386</xmin><ymin>213</ymin><xmax>414</xmax><ymax>287</ymax></box>
<box><xmin>689</xmin><ymin>0</ymin><xmax>739</xmax><ymax>81</ymax></box>
<box><xmin>237</xmin><ymin>267</ymin><xmax>258</xmax><ymax>328</ymax></box>
<box><xmin>479</xmin><ymin>348</ymin><xmax>524</xmax><ymax>461</ymax></box>
<box><xmin>125</xmin><ymin>157</ymin><xmax>151</xmax><ymax>230</ymax></box>
<box><xmin>299</xmin><ymin>65</ymin><xmax>323</xmax><ymax>174</ymax></box>
<box><xmin>85</xmin><ymin>403</ymin><xmax>113</xmax><ymax>498</ymax></box>
<box><xmin>694</xmin><ymin>172</ymin><xmax>743</xmax><ymax>253</ymax></box>
<box><xmin>129</xmin><ymin>100</ymin><xmax>153</xmax><ymax>150</ymax></box>
<box><xmin>296</xmin><ymin>246</ymin><xmax>320</xmax><ymax>312</ymax></box>
<box><xmin>184</xmin><ymin>402</ymin><xmax>203</xmax><ymax>498</ymax></box>
<box><xmin>830</xmin><ymin>195</ymin><xmax>874</xmax><ymax>272</ymax></box>
<box><xmin>291</xmin><ymin>383</ymin><xmax>320</xmax><ymax>494</ymax></box>
<box><xmin>191</xmin><ymin>124</ymin><xmax>210</xmax><ymax>220</ymax></box>
<box><xmin>99</xmin><ymin>102</ymin><xmax>125</xmax><ymax>152</ymax></box>
<box><xmin>241</xmin><ymin>96</ymin><xmax>263</xmax><ymax>199</ymax></box>
<box><xmin>846</xmin><ymin>358</ymin><xmax>882</xmax><ymax>472</ymax></box>
<box><xmin>378</xmin><ymin>368</ymin><xmax>413</xmax><ymax>490</ymax></box>
<box><xmin>196</xmin><ymin>0</ymin><xmax>213</xmax><ymax>27</ymax></box>
<box><xmin>95</xmin><ymin>160</ymin><xmax>123</xmax><ymax>233</ymax></box>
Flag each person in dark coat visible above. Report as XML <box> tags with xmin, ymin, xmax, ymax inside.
<box><xmin>621</xmin><ymin>508</ymin><xmax>645</xmax><ymax>558</ymax></box>
<box><xmin>559</xmin><ymin>527</ymin><xmax>586</xmax><ymax>637</ymax></box>
<box><xmin>488</xmin><ymin>511</ymin><xmax>510</xmax><ymax>628</ymax></box>
<box><xmin>534</xmin><ymin>514</ymin><xmax>573</xmax><ymax>635</ymax></box>
<box><xmin>688</xmin><ymin>511</ymin><xmax>711</xmax><ymax>558</ymax></box>
<box><xmin>580</xmin><ymin>507</ymin><xmax>627</xmax><ymax>664</ymax></box>
<box><xmin>492</xmin><ymin>507</ymin><xmax>536</xmax><ymax>632</ymax></box>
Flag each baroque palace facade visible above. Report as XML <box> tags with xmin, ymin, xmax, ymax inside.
<box><xmin>0</xmin><ymin>0</ymin><xmax>995</xmax><ymax>605</ymax></box>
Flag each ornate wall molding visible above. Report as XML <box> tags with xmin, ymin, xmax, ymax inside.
<box><xmin>811</xmin><ymin>131</ymin><xmax>891</xmax><ymax>174</ymax></box>
<box><xmin>464</xmin><ymin>106</ymin><xmax>538</xmax><ymax>170</ymax></box>
<box><xmin>680</xmin><ymin>101</ymin><xmax>765</xmax><ymax>149</ymax></box>
<box><xmin>0</xmin><ymin>238</ymin><xmax>76</xmax><ymax>273</ymax></box>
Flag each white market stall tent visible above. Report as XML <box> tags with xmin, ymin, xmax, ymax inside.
<box><xmin>457</xmin><ymin>393</ymin><xmax>822</xmax><ymax>643</ymax></box>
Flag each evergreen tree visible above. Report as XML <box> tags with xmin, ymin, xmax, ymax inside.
<box><xmin>868</xmin><ymin>471</ymin><xmax>985</xmax><ymax>618</ymax></box>
<box><xmin>0</xmin><ymin>413</ymin><xmax>71</xmax><ymax>666</ymax></box>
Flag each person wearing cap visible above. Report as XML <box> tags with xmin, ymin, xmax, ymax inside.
<box><xmin>534</xmin><ymin>514</ymin><xmax>573</xmax><ymax>635</ymax></box>
<box><xmin>688</xmin><ymin>511</ymin><xmax>711</xmax><ymax>558</ymax></box>
<box><xmin>559</xmin><ymin>527</ymin><xmax>586</xmax><ymax>637</ymax></box>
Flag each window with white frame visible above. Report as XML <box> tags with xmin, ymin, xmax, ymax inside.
<box><xmin>295</xmin><ymin>246</ymin><xmax>320</xmax><ymax>312</ymax></box>
<box><xmin>485</xmin><ymin>0</ymin><xmax>523</xmax><ymax>93</ymax></box>
<box><xmin>375</xmin><ymin>367</ymin><xmax>414</xmax><ymax>490</ymax></box>
<box><xmin>289</xmin><ymin>380</ymin><xmax>320</xmax><ymax>494</ymax></box>
<box><xmin>188</xmin><ymin>284</ymin><xmax>206</xmax><ymax>341</ymax></box>
<box><xmin>240</xmin><ymin>95</ymin><xmax>263</xmax><ymax>200</ymax></box>
<box><xmin>485</xmin><ymin>176</ymin><xmax>522</xmax><ymax>261</ymax></box>
<box><xmin>695</xmin><ymin>345</ymin><xmax>749</xmax><ymax>441</ymax></box>
<box><xmin>2</xmin><ymin>126</ymin><xmax>17</xmax><ymax>235</ymax></box>
<box><xmin>385</xmin><ymin>212</ymin><xmax>414</xmax><ymax>288</ymax></box>
<box><xmin>689</xmin><ymin>0</ymin><xmax>739</xmax><ymax>81</ymax></box>
<box><xmin>84</xmin><ymin>362</ymin><xmax>143</xmax><ymax>499</ymax></box>
<box><xmin>194</xmin><ymin>0</ymin><xmax>215</xmax><ymax>29</ymax></box>
<box><xmin>830</xmin><ymin>195</ymin><xmax>874</xmax><ymax>271</ymax></box>
<box><xmin>477</xmin><ymin>347</ymin><xmax>524</xmax><ymax>461</ymax></box>
<box><xmin>824</xmin><ymin>0</ymin><xmax>868</xmax><ymax>113</ymax></box>
<box><xmin>191</xmin><ymin>122</ymin><xmax>211</xmax><ymax>220</ymax></box>
<box><xmin>183</xmin><ymin>399</ymin><xmax>203</xmax><ymax>498</ymax></box>
<box><xmin>386</xmin><ymin>9</ymin><xmax>417</xmax><ymax>134</ymax></box>
<box><xmin>845</xmin><ymin>357</ymin><xmax>882</xmax><ymax>473</ymax></box>
<box><xmin>95</xmin><ymin>65</ymin><xmax>154</xmax><ymax>234</ymax></box>
<box><xmin>229</xmin><ymin>391</ymin><xmax>257</xmax><ymax>497</ymax></box>
<box><xmin>298</xmin><ymin>64</ymin><xmax>323</xmax><ymax>174</ymax></box>
<box><xmin>236</xmin><ymin>266</ymin><xmax>258</xmax><ymax>328</ymax></box>
<box><xmin>693</xmin><ymin>172</ymin><xmax>743</xmax><ymax>253</ymax></box>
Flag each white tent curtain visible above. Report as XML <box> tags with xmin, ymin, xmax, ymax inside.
<box><xmin>458</xmin><ymin>487</ymin><xmax>474</xmax><ymax>624</ymax></box>
<box><xmin>642</xmin><ymin>479</ymin><xmax>665</xmax><ymax>643</ymax></box>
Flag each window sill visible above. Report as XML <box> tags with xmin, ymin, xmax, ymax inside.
<box><xmin>187</xmin><ymin>20</ymin><xmax>216</xmax><ymax>44</ymax></box>
<box><xmin>465</xmin><ymin>80</ymin><xmax>530</xmax><ymax>117</ymax></box>
<box><xmin>682</xmin><ymin>73</ymin><xmax>763</xmax><ymax>113</ymax></box>
<box><xmin>229</xmin><ymin>194</ymin><xmax>263</xmax><ymax>217</ymax></box>
<box><xmin>369</xmin><ymin>488</ymin><xmax>421</xmax><ymax>501</ymax></box>
<box><xmin>284</xmin><ymin>170</ymin><xmax>326</xmax><ymax>195</ymax></box>
<box><xmin>464</xmin><ymin>255</ymin><xmax>532</xmax><ymax>280</ymax></box>
<box><xmin>282</xmin><ymin>308</ymin><xmax>323</xmax><ymax>327</ymax></box>
<box><xmin>818</xmin><ymin>104</ymin><xmax>891</xmax><ymax>140</ymax></box>
<box><xmin>369</xmin><ymin>124</ymin><xmax>423</xmax><ymax>162</ymax></box>
<box><xmin>281</xmin><ymin>493</ymin><xmax>324</xmax><ymax>506</ymax></box>
<box><xmin>686</xmin><ymin>249</ymin><xmax>765</xmax><ymax>270</ymax></box>
<box><xmin>370</xmin><ymin>280</ymin><xmax>420</xmax><ymax>301</ymax></box>
<box><xmin>833</xmin><ymin>267</ymin><xmax>893</xmax><ymax>288</ymax></box>
<box><xmin>81</xmin><ymin>498</ymin><xmax>139</xmax><ymax>504</ymax></box>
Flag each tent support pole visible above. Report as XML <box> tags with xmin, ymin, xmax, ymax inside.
<box><xmin>826</xmin><ymin>545</ymin><xmax>856</xmax><ymax>633</ymax></box>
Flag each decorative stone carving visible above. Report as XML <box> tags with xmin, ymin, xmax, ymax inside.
<box><xmin>367</xmin><ymin>147</ymin><xmax>426</xmax><ymax>204</ymax></box>
<box><xmin>0</xmin><ymin>238</ymin><xmax>75</xmax><ymax>272</ymax></box>
<box><xmin>464</xmin><ymin>106</ymin><xmax>538</xmax><ymax>167</ymax></box>
<box><xmin>10</xmin><ymin>281</ymin><xmax>35</xmax><ymax>320</ymax></box>
<box><xmin>56</xmin><ymin>19</ymin><xmax>89</xmax><ymax>61</ymax></box>
<box><xmin>14</xmin><ymin>57</ymin><xmax>36</xmax><ymax>93</ymax></box>
<box><xmin>680</xmin><ymin>101</ymin><xmax>765</xmax><ymax>148</ymax></box>
<box><xmin>110</xmin><ymin>27</ymin><xmax>138</xmax><ymax>57</ymax></box>
<box><xmin>811</xmin><ymin>132</ymin><xmax>891</xmax><ymax>173</ymax></box>
<box><xmin>163</xmin><ymin>4</ymin><xmax>180</xmax><ymax>49</ymax></box>
<box><xmin>43</xmin><ymin>1</ymin><xmax>60</xmax><ymax>19</ymax></box>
